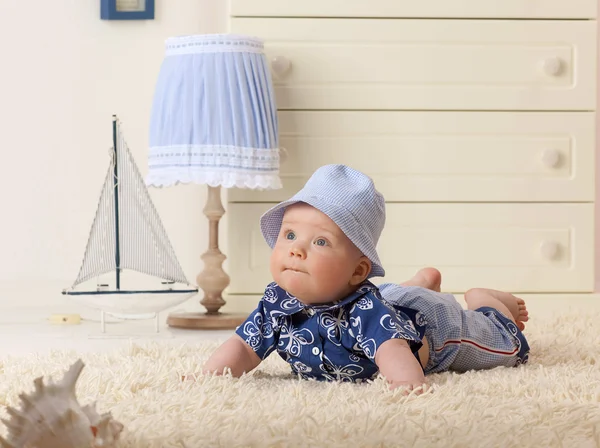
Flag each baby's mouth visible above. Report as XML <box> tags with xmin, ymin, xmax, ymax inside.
<box><xmin>285</xmin><ymin>267</ymin><xmax>306</xmax><ymax>274</ymax></box>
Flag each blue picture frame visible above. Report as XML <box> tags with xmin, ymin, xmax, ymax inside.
<box><xmin>101</xmin><ymin>0</ymin><xmax>155</xmax><ymax>20</ymax></box>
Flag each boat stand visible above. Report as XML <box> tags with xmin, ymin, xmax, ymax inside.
<box><xmin>99</xmin><ymin>310</ymin><xmax>160</xmax><ymax>333</ymax></box>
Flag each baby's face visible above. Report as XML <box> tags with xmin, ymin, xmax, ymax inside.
<box><xmin>270</xmin><ymin>203</ymin><xmax>371</xmax><ymax>304</ymax></box>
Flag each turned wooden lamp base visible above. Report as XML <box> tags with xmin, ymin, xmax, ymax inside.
<box><xmin>166</xmin><ymin>185</ymin><xmax>248</xmax><ymax>331</ymax></box>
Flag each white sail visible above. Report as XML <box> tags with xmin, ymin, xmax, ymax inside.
<box><xmin>71</xmin><ymin>120</ymin><xmax>190</xmax><ymax>289</ymax></box>
<box><xmin>71</xmin><ymin>167</ymin><xmax>119</xmax><ymax>287</ymax></box>
<box><xmin>115</xmin><ymin>127</ymin><xmax>190</xmax><ymax>285</ymax></box>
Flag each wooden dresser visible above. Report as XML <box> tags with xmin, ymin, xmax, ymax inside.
<box><xmin>225</xmin><ymin>0</ymin><xmax>598</xmax><ymax>310</ymax></box>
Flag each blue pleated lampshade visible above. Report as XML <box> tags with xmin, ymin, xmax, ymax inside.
<box><xmin>146</xmin><ymin>34</ymin><xmax>281</xmax><ymax>190</ymax></box>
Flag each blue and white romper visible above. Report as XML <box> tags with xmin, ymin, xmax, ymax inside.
<box><xmin>235</xmin><ymin>281</ymin><xmax>529</xmax><ymax>381</ymax></box>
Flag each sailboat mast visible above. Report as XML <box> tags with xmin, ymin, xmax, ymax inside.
<box><xmin>112</xmin><ymin>115</ymin><xmax>121</xmax><ymax>290</ymax></box>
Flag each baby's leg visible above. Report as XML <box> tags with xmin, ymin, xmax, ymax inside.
<box><xmin>464</xmin><ymin>288</ymin><xmax>529</xmax><ymax>331</ymax></box>
<box><xmin>400</xmin><ymin>267</ymin><xmax>442</xmax><ymax>292</ymax></box>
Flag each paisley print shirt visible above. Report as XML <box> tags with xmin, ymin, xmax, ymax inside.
<box><xmin>235</xmin><ymin>281</ymin><xmax>427</xmax><ymax>382</ymax></box>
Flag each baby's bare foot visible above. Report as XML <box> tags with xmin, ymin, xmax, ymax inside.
<box><xmin>401</xmin><ymin>267</ymin><xmax>442</xmax><ymax>292</ymax></box>
<box><xmin>514</xmin><ymin>298</ymin><xmax>529</xmax><ymax>331</ymax></box>
<box><xmin>492</xmin><ymin>291</ymin><xmax>529</xmax><ymax>331</ymax></box>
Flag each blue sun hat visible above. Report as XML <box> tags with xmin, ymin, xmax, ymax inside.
<box><xmin>259</xmin><ymin>164</ymin><xmax>386</xmax><ymax>278</ymax></box>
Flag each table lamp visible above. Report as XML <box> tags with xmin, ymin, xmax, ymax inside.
<box><xmin>146</xmin><ymin>34</ymin><xmax>281</xmax><ymax>329</ymax></box>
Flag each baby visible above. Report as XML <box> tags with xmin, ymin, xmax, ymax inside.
<box><xmin>202</xmin><ymin>164</ymin><xmax>530</xmax><ymax>391</ymax></box>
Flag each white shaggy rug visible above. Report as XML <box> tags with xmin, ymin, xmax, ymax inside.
<box><xmin>1</xmin><ymin>311</ymin><xmax>599</xmax><ymax>448</ymax></box>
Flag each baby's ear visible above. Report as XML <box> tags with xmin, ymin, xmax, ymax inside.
<box><xmin>350</xmin><ymin>256</ymin><xmax>371</xmax><ymax>285</ymax></box>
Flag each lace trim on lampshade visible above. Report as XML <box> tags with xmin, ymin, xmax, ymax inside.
<box><xmin>146</xmin><ymin>169</ymin><xmax>282</xmax><ymax>189</ymax></box>
<box><xmin>146</xmin><ymin>144</ymin><xmax>282</xmax><ymax>189</ymax></box>
<box><xmin>164</xmin><ymin>34</ymin><xmax>264</xmax><ymax>56</ymax></box>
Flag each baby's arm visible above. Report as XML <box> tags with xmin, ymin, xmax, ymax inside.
<box><xmin>375</xmin><ymin>338</ymin><xmax>426</xmax><ymax>391</ymax></box>
<box><xmin>203</xmin><ymin>334</ymin><xmax>262</xmax><ymax>377</ymax></box>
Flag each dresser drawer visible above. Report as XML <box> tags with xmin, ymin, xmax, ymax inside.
<box><xmin>227</xmin><ymin>203</ymin><xmax>595</xmax><ymax>294</ymax></box>
<box><xmin>231</xmin><ymin>0</ymin><xmax>597</xmax><ymax>19</ymax></box>
<box><xmin>230</xmin><ymin>18</ymin><xmax>597</xmax><ymax>111</ymax></box>
<box><xmin>229</xmin><ymin>111</ymin><xmax>595</xmax><ymax>203</ymax></box>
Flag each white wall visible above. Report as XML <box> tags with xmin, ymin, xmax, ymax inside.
<box><xmin>0</xmin><ymin>0</ymin><xmax>229</xmax><ymax>310</ymax></box>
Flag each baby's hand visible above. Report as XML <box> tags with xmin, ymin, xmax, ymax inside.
<box><xmin>375</xmin><ymin>339</ymin><xmax>430</xmax><ymax>396</ymax></box>
<box><xmin>390</xmin><ymin>380</ymin><xmax>429</xmax><ymax>396</ymax></box>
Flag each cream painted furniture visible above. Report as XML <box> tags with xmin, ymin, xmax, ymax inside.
<box><xmin>226</xmin><ymin>1</ymin><xmax>597</xmax><ymax>309</ymax></box>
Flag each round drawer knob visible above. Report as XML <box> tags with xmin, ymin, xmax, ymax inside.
<box><xmin>271</xmin><ymin>56</ymin><xmax>291</xmax><ymax>76</ymax></box>
<box><xmin>541</xmin><ymin>149</ymin><xmax>561</xmax><ymax>168</ymax></box>
<box><xmin>542</xmin><ymin>57</ymin><xmax>563</xmax><ymax>77</ymax></box>
<box><xmin>540</xmin><ymin>241</ymin><xmax>560</xmax><ymax>260</ymax></box>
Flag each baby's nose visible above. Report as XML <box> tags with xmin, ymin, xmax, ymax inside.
<box><xmin>290</xmin><ymin>246</ymin><xmax>307</xmax><ymax>258</ymax></box>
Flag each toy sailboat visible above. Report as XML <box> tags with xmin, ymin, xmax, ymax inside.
<box><xmin>62</xmin><ymin>115</ymin><xmax>197</xmax><ymax>331</ymax></box>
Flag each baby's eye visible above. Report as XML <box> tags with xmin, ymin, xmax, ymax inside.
<box><xmin>285</xmin><ymin>231</ymin><xmax>296</xmax><ymax>240</ymax></box>
<box><xmin>314</xmin><ymin>238</ymin><xmax>328</xmax><ymax>247</ymax></box>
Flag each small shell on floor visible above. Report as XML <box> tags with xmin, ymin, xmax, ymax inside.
<box><xmin>0</xmin><ymin>359</ymin><xmax>124</xmax><ymax>448</ymax></box>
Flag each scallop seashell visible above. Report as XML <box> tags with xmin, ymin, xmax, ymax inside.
<box><xmin>0</xmin><ymin>359</ymin><xmax>124</xmax><ymax>448</ymax></box>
